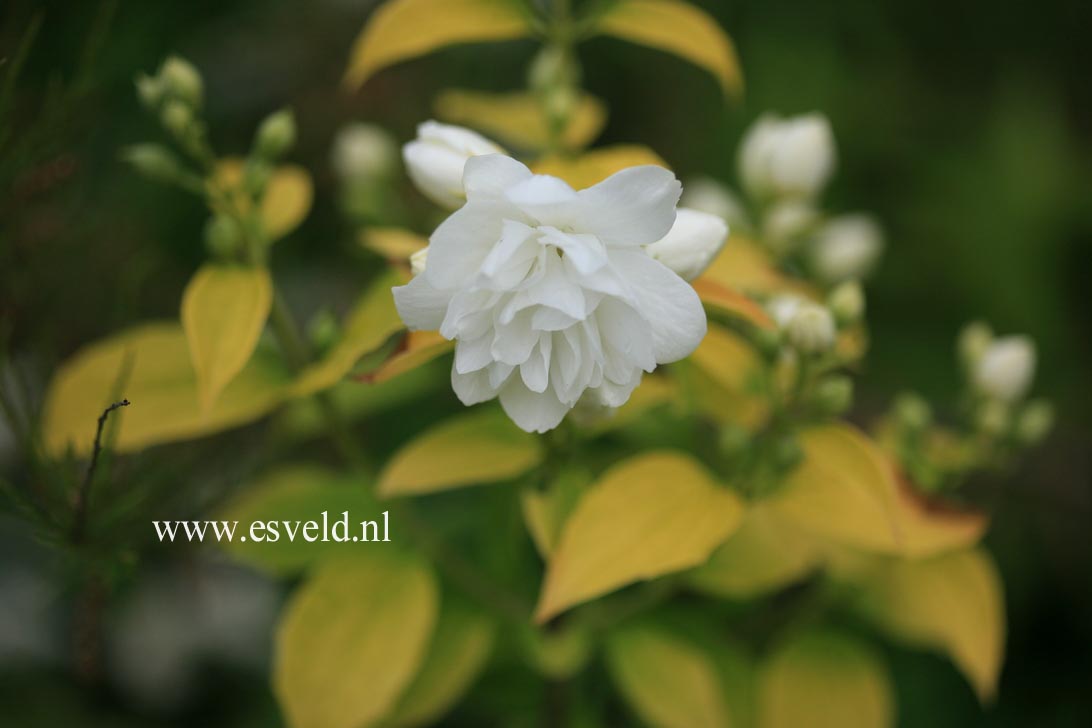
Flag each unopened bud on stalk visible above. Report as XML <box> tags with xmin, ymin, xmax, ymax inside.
<box><xmin>973</xmin><ymin>335</ymin><xmax>1036</xmax><ymax>403</ymax></box>
<box><xmin>976</xmin><ymin>399</ymin><xmax>1010</xmax><ymax>437</ymax></box>
<box><xmin>332</xmin><ymin>123</ymin><xmax>398</xmax><ymax>180</ymax></box>
<box><xmin>813</xmin><ymin>375</ymin><xmax>854</xmax><ymax>416</ymax></box>
<box><xmin>159</xmin><ymin>56</ymin><xmax>203</xmax><ymax>109</ymax></box>
<box><xmin>255</xmin><ymin>108</ymin><xmax>297</xmax><ymax>160</ymax></box>
<box><xmin>402</xmin><ymin>121</ymin><xmax>504</xmax><ymax>209</ymax></box>
<box><xmin>739</xmin><ymin>112</ymin><xmax>835</xmax><ymax>200</ymax></box>
<box><xmin>787</xmin><ymin>303</ymin><xmax>836</xmax><ymax>354</ymax></box>
<box><xmin>1016</xmin><ymin>399</ymin><xmax>1053</xmax><ymax>445</ymax></box>
<box><xmin>828</xmin><ymin>280</ymin><xmax>865</xmax><ymax>325</ymax></box>
<box><xmin>895</xmin><ymin>392</ymin><xmax>932</xmax><ymax>432</ymax></box>
<box><xmin>809</xmin><ymin>214</ymin><xmax>883</xmax><ymax>284</ymax></box>
<box><xmin>308</xmin><ymin>309</ymin><xmax>341</xmax><ymax>354</ymax></box>
<box><xmin>958</xmin><ymin>321</ymin><xmax>993</xmax><ymax>369</ymax></box>
<box><xmin>122</xmin><ymin>144</ymin><xmax>182</xmax><ymax>184</ymax></box>
<box><xmin>244</xmin><ymin>159</ymin><xmax>273</xmax><ymax>198</ymax></box>
<box><xmin>161</xmin><ymin>100</ymin><xmax>193</xmax><ymax>139</ymax></box>
<box><xmin>135</xmin><ymin>73</ymin><xmax>163</xmax><ymax>110</ymax></box>
<box><xmin>763</xmin><ymin>199</ymin><xmax>818</xmax><ymax>255</ymax></box>
<box><xmin>204</xmin><ymin>214</ymin><xmax>242</xmax><ymax>258</ymax></box>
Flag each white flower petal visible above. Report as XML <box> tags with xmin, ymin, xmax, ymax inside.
<box><xmin>506</xmin><ymin>175</ymin><xmax>580</xmax><ymax>227</ymax></box>
<box><xmin>425</xmin><ymin>201</ymin><xmax>505</xmax><ymax>289</ymax></box>
<box><xmin>500</xmin><ymin>377</ymin><xmax>570</xmax><ymax>433</ymax></box>
<box><xmin>576</xmin><ymin>165</ymin><xmax>681</xmax><ymax>246</ymax></box>
<box><xmin>463</xmin><ymin>153</ymin><xmax>532</xmax><ymax>201</ymax></box>
<box><xmin>454</xmin><ymin>334</ymin><xmax>493</xmax><ymax>374</ymax></box>
<box><xmin>391</xmin><ymin>275</ymin><xmax>450</xmax><ymax>331</ymax></box>
<box><xmin>451</xmin><ymin>364</ymin><xmax>499</xmax><ymax>406</ymax></box>
<box><xmin>645</xmin><ymin>208</ymin><xmax>729</xmax><ymax>280</ymax></box>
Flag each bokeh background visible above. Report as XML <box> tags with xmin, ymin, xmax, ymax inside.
<box><xmin>1</xmin><ymin>0</ymin><xmax>1089</xmax><ymax>725</ymax></box>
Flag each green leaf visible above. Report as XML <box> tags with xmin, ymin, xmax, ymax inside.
<box><xmin>534</xmin><ymin>452</ymin><xmax>744</xmax><ymax>622</ymax></box>
<box><xmin>344</xmin><ymin>0</ymin><xmax>531</xmax><ymax>89</ymax></box>
<box><xmin>385</xmin><ymin>604</ymin><xmax>495</xmax><ymax>726</ymax></box>
<box><xmin>606</xmin><ymin>624</ymin><xmax>731</xmax><ymax>728</ymax></box>
<box><xmin>274</xmin><ymin>551</ymin><xmax>438</xmax><ymax>728</ymax></box>
<box><xmin>595</xmin><ymin>0</ymin><xmax>743</xmax><ymax>97</ymax></box>
<box><xmin>852</xmin><ymin>548</ymin><xmax>1005</xmax><ymax>702</ymax></box>
<box><xmin>757</xmin><ymin>630</ymin><xmax>894</xmax><ymax>728</ymax></box>
<box><xmin>766</xmin><ymin>424</ymin><xmax>903</xmax><ymax>554</ymax></box>
<box><xmin>218</xmin><ymin>464</ymin><xmax>381</xmax><ymax>575</ymax></box>
<box><xmin>181</xmin><ymin>264</ymin><xmax>273</xmax><ymax>409</ymax></box>
<box><xmin>378</xmin><ymin>408</ymin><xmax>544</xmax><ymax>498</ymax></box>
<box><xmin>688</xmin><ymin>504</ymin><xmax>820</xmax><ymax>599</ymax></box>
<box><xmin>520</xmin><ymin>466</ymin><xmax>592</xmax><ymax>558</ymax></box>
<box><xmin>291</xmin><ymin>269</ymin><xmax>406</xmax><ymax>397</ymax></box>
<box><xmin>42</xmin><ymin>322</ymin><xmax>290</xmax><ymax>455</ymax></box>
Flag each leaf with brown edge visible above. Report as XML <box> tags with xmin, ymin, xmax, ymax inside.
<box><xmin>360</xmin><ymin>330</ymin><xmax>453</xmax><ymax>385</ymax></box>
<box><xmin>692</xmin><ymin>278</ymin><xmax>775</xmax><ymax>330</ymax></box>
<box><xmin>534</xmin><ymin>452</ymin><xmax>744</xmax><ymax>623</ymax></box>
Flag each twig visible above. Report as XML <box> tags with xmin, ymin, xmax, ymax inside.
<box><xmin>71</xmin><ymin>399</ymin><xmax>130</xmax><ymax>543</ymax></box>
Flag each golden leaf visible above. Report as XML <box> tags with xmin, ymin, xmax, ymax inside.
<box><xmin>532</xmin><ymin>144</ymin><xmax>669</xmax><ymax>190</ymax></box>
<box><xmin>363</xmin><ymin>330</ymin><xmax>453</xmax><ymax>385</ymax></box>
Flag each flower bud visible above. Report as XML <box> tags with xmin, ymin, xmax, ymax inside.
<box><xmin>135</xmin><ymin>73</ymin><xmax>163</xmax><ymax>110</ymax></box>
<box><xmin>763</xmin><ymin>199</ymin><xmax>819</xmax><ymax>255</ymax></box>
<box><xmin>244</xmin><ymin>159</ymin><xmax>273</xmax><ymax>198</ymax></box>
<box><xmin>680</xmin><ymin>177</ymin><xmax>750</xmax><ymax>230</ymax></box>
<box><xmin>122</xmin><ymin>144</ymin><xmax>182</xmax><ymax>184</ymax></box>
<box><xmin>255</xmin><ymin>108</ymin><xmax>296</xmax><ymax>160</ymax></box>
<box><xmin>160</xmin><ymin>100</ymin><xmax>193</xmax><ymax>139</ymax></box>
<box><xmin>957</xmin><ymin>321</ymin><xmax>993</xmax><ymax>369</ymax></box>
<box><xmin>813</xmin><ymin>375</ymin><xmax>854</xmax><ymax>416</ymax></box>
<box><xmin>828</xmin><ymin>280</ymin><xmax>865</xmax><ymax>325</ymax></box>
<box><xmin>973</xmin><ymin>335</ymin><xmax>1035</xmax><ymax>403</ymax></box>
<box><xmin>976</xmin><ymin>399</ymin><xmax>1010</xmax><ymax>436</ymax></box>
<box><xmin>402</xmin><ymin>121</ymin><xmax>504</xmax><ymax>209</ymax></box>
<box><xmin>645</xmin><ymin>208</ymin><xmax>728</xmax><ymax>280</ymax></box>
<box><xmin>810</xmin><ymin>214</ymin><xmax>883</xmax><ymax>284</ymax></box>
<box><xmin>1016</xmin><ymin>399</ymin><xmax>1053</xmax><ymax>445</ymax></box>
<box><xmin>204</xmin><ymin>214</ymin><xmax>242</xmax><ymax>258</ymax></box>
<box><xmin>159</xmin><ymin>56</ymin><xmax>203</xmax><ymax>108</ymax></box>
<box><xmin>409</xmin><ymin>246</ymin><xmax>429</xmax><ymax>276</ymax></box>
<box><xmin>766</xmin><ymin>294</ymin><xmax>804</xmax><ymax>330</ymax></box>
<box><xmin>895</xmin><ymin>392</ymin><xmax>932</xmax><ymax>431</ymax></box>
<box><xmin>331</xmin><ymin>123</ymin><xmax>397</xmax><ymax>180</ymax></box>
<box><xmin>738</xmin><ymin>112</ymin><xmax>835</xmax><ymax>199</ymax></box>
<box><xmin>786</xmin><ymin>303</ymin><xmax>836</xmax><ymax>354</ymax></box>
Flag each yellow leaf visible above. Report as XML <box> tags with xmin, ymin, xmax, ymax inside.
<box><xmin>385</xmin><ymin>604</ymin><xmax>495</xmax><ymax>727</ymax></box>
<box><xmin>607</xmin><ymin>625</ymin><xmax>731</xmax><ymax>728</ymax></box>
<box><xmin>344</xmin><ymin>0</ymin><xmax>531</xmax><ymax>89</ymax></box>
<box><xmin>757</xmin><ymin>630</ymin><xmax>894</xmax><ymax>728</ymax></box>
<box><xmin>274</xmin><ymin>552</ymin><xmax>438</xmax><ymax>728</ymax></box>
<box><xmin>359</xmin><ymin>226</ymin><xmax>428</xmax><ymax>264</ymax></box>
<box><xmin>181</xmin><ymin>264</ymin><xmax>273</xmax><ymax>409</ymax></box>
<box><xmin>42</xmin><ymin>322</ymin><xmax>290</xmax><ymax>455</ymax></box>
<box><xmin>583</xmin><ymin>373</ymin><xmax>677</xmax><ymax>435</ymax></box>
<box><xmin>532</xmin><ymin>144</ymin><xmax>669</xmax><ymax>190</ymax></box>
<box><xmin>291</xmin><ymin>269</ymin><xmax>406</xmax><ymax>397</ymax></box>
<box><xmin>853</xmin><ymin>548</ymin><xmax>1005</xmax><ymax>702</ymax></box>
<box><xmin>766</xmin><ymin>424</ymin><xmax>903</xmax><ymax>554</ymax></box>
<box><xmin>699</xmin><ymin>236</ymin><xmax>816</xmax><ymax>299</ymax></box>
<box><xmin>685</xmin><ymin>325</ymin><xmax>769</xmax><ymax>429</ymax></box>
<box><xmin>892</xmin><ymin>480</ymin><xmax>988</xmax><ymax>559</ymax></box>
<box><xmin>692</xmin><ymin>278</ymin><xmax>775</xmax><ymax>330</ymax></box>
<box><xmin>378</xmin><ymin>408</ymin><xmax>544</xmax><ymax>497</ymax></box>
<box><xmin>363</xmin><ymin>330</ymin><xmax>454</xmax><ymax>385</ymax></box>
<box><xmin>434</xmin><ymin>89</ymin><xmax>607</xmax><ymax>152</ymax></box>
<box><xmin>535</xmin><ymin>452</ymin><xmax>744</xmax><ymax>622</ymax></box>
<box><xmin>218</xmin><ymin>464</ymin><xmax>379</xmax><ymax>575</ymax></box>
<box><xmin>211</xmin><ymin>159</ymin><xmax>313</xmax><ymax>241</ymax></box>
<box><xmin>520</xmin><ymin>467</ymin><xmax>592</xmax><ymax>558</ymax></box>
<box><xmin>689</xmin><ymin>504</ymin><xmax>820</xmax><ymax>599</ymax></box>
<box><xmin>595</xmin><ymin>0</ymin><xmax>743</xmax><ymax>97</ymax></box>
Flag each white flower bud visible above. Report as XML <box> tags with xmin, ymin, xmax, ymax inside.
<box><xmin>680</xmin><ymin>177</ymin><xmax>749</xmax><ymax>229</ymax></box>
<box><xmin>645</xmin><ymin>208</ymin><xmax>728</xmax><ymax>280</ymax></box>
<box><xmin>159</xmin><ymin>56</ymin><xmax>203</xmax><ymax>109</ymax></box>
<box><xmin>763</xmin><ymin>199</ymin><xmax>819</xmax><ymax>255</ymax></box>
<box><xmin>827</xmin><ymin>280</ymin><xmax>865</xmax><ymax>324</ymax></box>
<box><xmin>973</xmin><ymin>336</ymin><xmax>1036</xmax><ymax>402</ymax></box>
<box><xmin>409</xmin><ymin>246</ymin><xmax>429</xmax><ymax>276</ymax></box>
<box><xmin>738</xmin><ymin>113</ymin><xmax>835</xmax><ymax>199</ymax></box>
<box><xmin>332</xmin><ymin>123</ymin><xmax>398</xmax><ymax>180</ymax></box>
<box><xmin>766</xmin><ymin>295</ymin><xmax>805</xmax><ymax>329</ymax></box>
<box><xmin>786</xmin><ymin>303</ymin><xmax>836</xmax><ymax>354</ymax></box>
<box><xmin>402</xmin><ymin>121</ymin><xmax>504</xmax><ymax>209</ymax></box>
<box><xmin>958</xmin><ymin>321</ymin><xmax>993</xmax><ymax>369</ymax></box>
<box><xmin>810</xmin><ymin>214</ymin><xmax>883</xmax><ymax>284</ymax></box>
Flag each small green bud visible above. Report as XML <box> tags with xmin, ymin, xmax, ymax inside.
<box><xmin>894</xmin><ymin>392</ymin><xmax>932</xmax><ymax>432</ymax></box>
<box><xmin>204</xmin><ymin>214</ymin><xmax>242</xmax><ymax>259</ymax></box>
<box><xmin>308</xmin><ymin>309</ymin><xmax>341</xmax><ymax>354</ymax></box>
<box><xmin>135</xmin><ymin>73</ymin><xmax>163</xmax><ymax>110</ymax></box>
<box><xmin>244</xmin><ymin>159</ymin><xmax>273</xmax><ymax>198</ymax></box>
<box><xmin>958</xmin><ymin>320</ymin><xmax>993</xmax><ymax>370</ymax></box>
<box><xmin>122</xmin><ymin>144</ymin><xmax>181</xmax><ymax>184</ymax></box>
<box><xmin>1016</xmin><ymin>399</ymin><xmax>1053</xmax><ymax>444</ymax></box>
<box><xmin>976</xmin><ymin>399</ymin><xmax>1010</xmax><ymax>437</ymax></box>
<box><xmin>828</xmin><ymin>280</ymin><xmax>865</xmax><ymax>326</ymax></box>
<box><xmin>255</xmin><ymin>108</ymin><xmax>297</xmax><ymax>160</ymax></box>
<box><xmin>160</xmin><ymin>56</ymin><xmax>203</xmax><ymax>108</ymax></box>
<box><xmin>813</xmin><ymin>375</ymin><xmax>854</xmax><ymax>416</ymax></box>
<box><xmin>160</xmin><ymin>100</ymin><xmax>193</xmax><ymax>139</ymax></box>
<box><xmin>528</xmin><ymin>45</ymin><xmax>577</xmax><ymax>93</ymax></box>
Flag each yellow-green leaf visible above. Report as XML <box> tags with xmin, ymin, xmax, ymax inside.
<box><xmin>607</xmin><ymin>625</ymin><xmax>731</xmax><ymax>728</ymax></box>
<box><xmin>766</xmin><ymin>424</ymin><xmax>903</xmax><ymax>554</ymax></box>
<box><xmin>853</xmin><ymin>548</ymin><xmax>1005</xmax><ymax>702</ymax></box>
<box><xmin>181</xmin><ymin>264</ymin><xmax>273</xmax><ymax>409</ymax></box>
<box><xmin>520</xmin><ymin>467</ymin><xmax>592</xmax><ymax>558</ymax></box>
<box><xmin>211</xmin><ymin>160</ymin><xmax>313</xmax><ymax>241</ymax></box>
<box><xmin>385</xmin><ymin>604</ymin><xmax>495</xmax><ymax>726</ymax></box>
<box><xmin>274</xmin><ymin>552</ymin><xmax>438</xmax><ymax>728</ymax></box>
<box><xmin>42</xmin><ymin>322</ymin><xmax>290</xmax><ymax>455</ymax></box>
<box><xmin>684</xmin><ymin>325</ymin><xmax>769</xmax><ymax>429</ymax></box>
<box><xmin>434</xmin><ymin>88</ymin><xmax>607</xmax><ymax>152</ymax></box>
<box><xmin>757</xmin><ymin>630</ymin><xmax>894</xmax><ymax>728</ymax></box>
<box><xmin>689</xmin><ymin>504</ymin><xmax>820</xmax><ymax>599</ymax></box>
<box><xmin>892</xmin><ymin>481</ymin><xmax>989</xmax><ymax>559</ymax></box>
<box><xmin>291</xmin><ymin>269</ymin><xmax>406</xmax><ymax>397</ymax></box>
<box><xmin>359</xmin><ymin>226</ymin><xmax>428</xmax><ymax>264</ymax></box>
<box><xmin>699</xmin><ymin>236</ymin><xmax>816</xmax><ymax>299</ymax></box>
<box><xmin>344</xmin><ymin>0</ymin><xmax>531</xmax><ymax>89</ymax></box>
<box><xmin>218</xmin><ymin>464</ymin><xmax>379</xmax><ymax>575</ymax></box>
<box><xmin>535</xmin><ymin>452</ymin><xmax>744</xmax><ymax>622</ymax></box>
<box><xmin>595</xmin><ymin>0</ymin><xmax>743</xmax><ymax>97</ymax></box>
<box><xmin>378</xmin><ymin>408</ymin><xmax>543</xmax><ymax>498</ymax></box>
<box><xmin>532</xmin><ymin>144</ymin><xmax>668</xmax><ymax>190</ymax></box>
<box><xmin>692</xmin><ymin>278</ymin><xmax>775</xmax><ymax>330</ymax></box>
<box><xmin>363</xmin><ymin>331</ymin><xmax>454</xmax><ymax>385</ymax></box>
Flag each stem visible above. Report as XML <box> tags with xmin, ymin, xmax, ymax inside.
<box><xmin>71</xmin><ymin>399</ymin><xmax>130</xmax><ymax>543</ymax></box>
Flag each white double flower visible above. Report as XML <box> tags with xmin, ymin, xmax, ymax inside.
<box><xmin>395</xmin><ymin>122</ymin><xmax>727</xmax><ymax>432</ymax></box>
